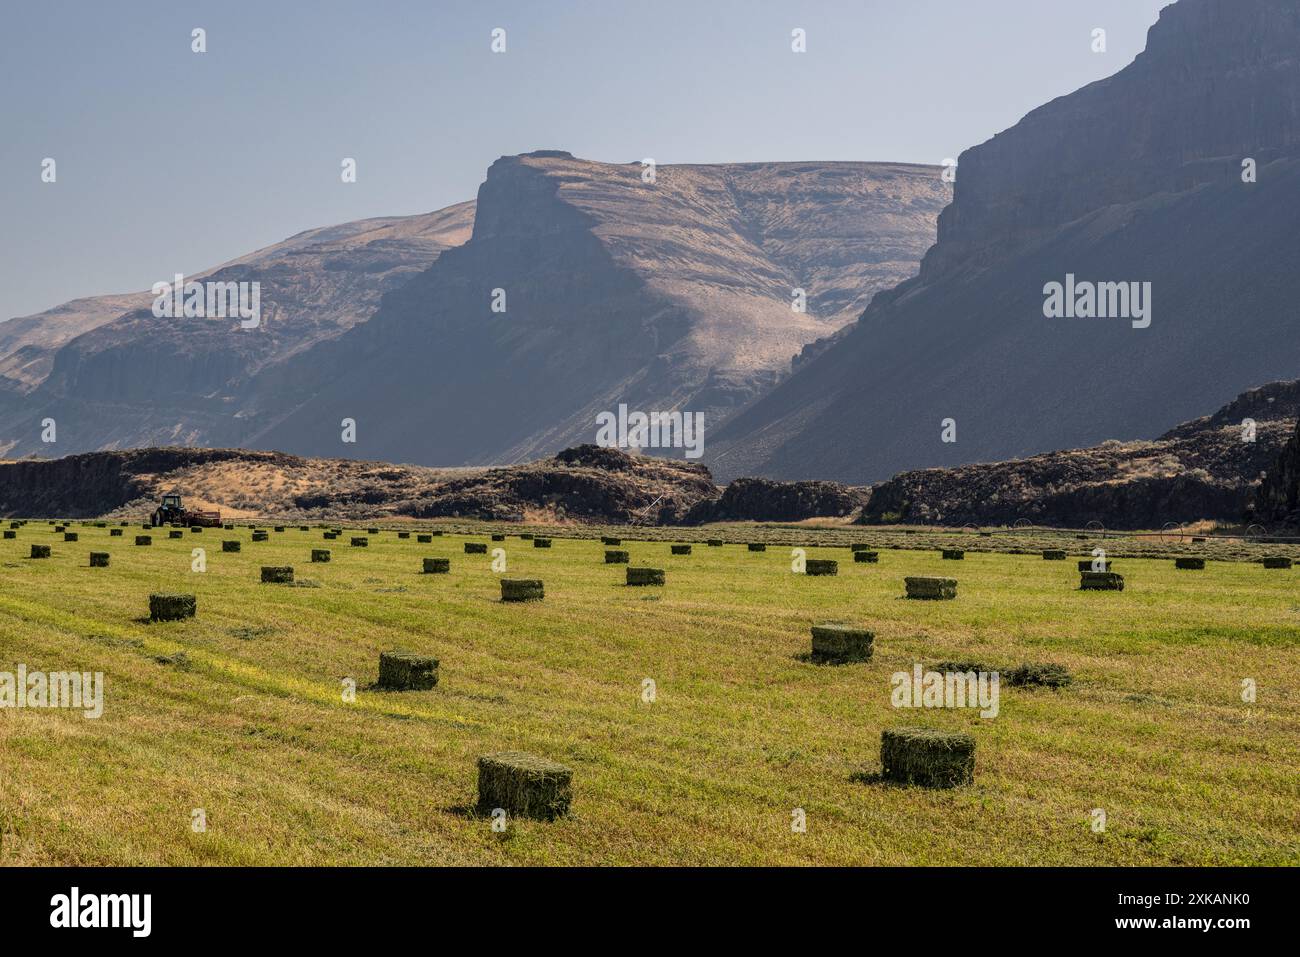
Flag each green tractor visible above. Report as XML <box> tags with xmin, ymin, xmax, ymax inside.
<box><xmin>151</xmin><ymin>492</ymin><xmax>222</xmax><ymax>528</ymax></box>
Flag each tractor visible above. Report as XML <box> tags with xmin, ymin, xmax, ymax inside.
<box><xmin>150</xmin><ymin>492</ymin><xmax>222</xmax><ymax>528</ymax></box>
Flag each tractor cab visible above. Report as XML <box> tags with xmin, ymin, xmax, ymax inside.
<box><xmin>161</xmin><ymin>493</ymin><xmax>182</xmax><ymax>510</ymax></box>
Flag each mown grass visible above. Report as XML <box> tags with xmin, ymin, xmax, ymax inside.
<box><xmin>0</xmin><ymin>522</ymin><xmax>1296</xmax><ymax>865</ymax></box>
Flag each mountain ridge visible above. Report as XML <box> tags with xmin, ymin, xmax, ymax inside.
<box><xmin>707</xmin><ymin>0</ymin><xmax>1300</xmax><ymax>484</ymax></box>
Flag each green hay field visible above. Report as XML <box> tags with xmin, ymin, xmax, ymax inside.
<box><xmin>1</xmin><ymin>522</ymin><xmax>1296</xmax><ymax>865</ymax></box>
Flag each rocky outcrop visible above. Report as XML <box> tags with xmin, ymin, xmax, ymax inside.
<box><xmin>1253</xmin><ymin>419</ymin><xmax>1300</xmax><ymax>525</ymax></box>
<box><xmin>860</xmin><ymin>382</ymin><xmax>1295</xmax><ymax>529</ymax></box>
<box><xmin>0</xmin><ymin>445</ymin><xmax>719</xmax><ymax>524</ymax></box>
<box><xmin>708</xmin><ymin>0</ymin><xmax>1300</xmax><ymax>484</ymax></box>
<box><xmin>0</xmin><ymin>443</ymin><xmax>881</xmax><ymax>526</ymax></box>
<box><xmin>0</xmin><ymin>448</ymin><xmax>306</xmax><ymax>517</ymax></box>
<box><xmin>688</xmin><ymin>477</ymin><xmax>867</xmax><ymax>523</ymax></box>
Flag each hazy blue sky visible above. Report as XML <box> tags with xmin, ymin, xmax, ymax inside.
<box><xmin>1</xmin><ymin>0</ymin><xmax>1170</xmax><ymax>320</ymax></box>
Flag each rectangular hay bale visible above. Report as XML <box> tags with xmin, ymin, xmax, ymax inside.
<box><xmin>880</xmin><ymin>728</ymin><xmax>975</xmax><ymax>789</ymax></box>
<box><xmin>810</xmin><ymin>624</ymin><xmax>874</xmax><ymax>664</ymax></box>
<box><xmin>476</xmin><ymin>751</ymin><xmax>573</xmax><ymax>821</ymax></box>
<box><xmin>377</xmin><ymin>651</ymin><xmax>439</xmax><ymax>690</ymax></box>
<box><xmin>501</xmin><ymin>579</ymin><xmax>544</xmax><ymax>602</ymax></box>
<box><xmin>149</xmin><ymin>593</ymin><xmax>196</xmax><ymax>621</ymax></box>
<box><xmin>904</xmin><ymin>576</ymin><xmax>957</xmax><ymax>600</ymax></box>
<box><xmin>626</xmin><ymin>567</ymin><xmax>665</xmax><ymax>586</ymax></box>
<box><xmin>1080</xmin><ymin>571</ymin><xmax>1124</xmax><ymax>591</ymax></box>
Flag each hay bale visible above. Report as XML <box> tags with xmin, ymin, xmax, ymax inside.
<box><xmin>626</xmin><ymin>567</ymin><xmax>665</xmax><ymax>586</ymax></box>
<box><xmin>422</xmin><ymin>557</ymin><xmax>451</xmax><ymax>574</ymax></box>
<box><xmin>520</xmin><ymin>533</ymin><xmax>534</xmax><ymax>540</ymax></box>
<box><xmin>29</xmin><ymin>544</ymin><xmax>51</xmax><ymax>559</ymax></box>
<box><xmin>377</xmin><ymin>651</ymin><xmax>439</xmax><ymax>690</ymax></box>
<box><xmin>168</xmin><ymin>530</ymin><xmax>183</xmax><ymax>539</ymax></box>
<box><xmin>850</xmin><ymin>543</ymin><xmax>874</xmax><ymax>552</ymax></box>
<box><xmin>395</xmin><ymin>531</ymin><xmax>410</xmax><ymax>539</ymax></box>
<box><xmin>810</xmin><ymin>624</ymin><xmax>874</xmax><ymax>664</ymax></box>
<box><xmin>1005</xmin><ymin>663</ymin><xmax>1072</xmax><ymax>688</ymax></box>
<box><xmin>707</xmin><ymin>539</ymin><xmax>724</xmax><ymax>547</ymax></box>
<box><xmin>53</xmin><ymin>525</ymin><xmax>65</xmax><ymax>533</ymax></box>
<box><xmin>189</xmin><ymin>526</ymin><xmax>203</xmax><ymax>533</ymax></box>
<box><xmin>533</xmin><ymin>538</ymin><xmax>552</xmax><ymax>549</ymax></box>
<box><xmin>149</xmin><ymin>593</ymin><xmax>196</xmax><ymax>621</ymax></box>
<box><xmin>941</xmin><ymin>549</ymin><xmax>964</xmax><ymax>560</ymax></box>
<box><xmin>222</xmin><ymin>540</ymin><xmax>241</xmax><ymax>552</ymax></box>
<box><xmin>492</xmin><ymin>533</ymin><xmax>506</xmax><ymax>542</ymax></box>
<box><xmin>299</xmin><ymin>525</ymin><xmax>309</xmax><ymax>531</ymax></box>
<box><xmin>1042</xmin><ymin>549</ymin><xmax>1066</xmax><ymax>560</ymax></box>
<box><xmin>109</xmin><ymin>528</ymin><xmax>123</xmax><ymax>537</ymax></box>
<box><xmin>853</xmin><ymin>551</ymin><xmax>879</xmax><ymax>563</ymax></box>
<box><xmin>417</xmin><ymin>534</ymin><xmax>432</xmax><ymax>544</ymax></box>
<box><xmin>501</xmin><ymin>579</ymin><xmax>544</xmax><ymax>602</ymax></box>
<box><xmin>431</xmin><ymin>530</ymin><xmax>444</xmax><ymax>537</ymax></box>
<box><xmin>323</xmin><ymin>531</ymin><xmax>338</xmax><ymax>540</ymax></box>
<box><xmin>671</xmin><ymin>544</ymin><xmax>692</xmax><ymax>555</ymax></box>
<box><xmin>261</xmin><ymin>566</ymin><xmax>294</xmax><ymax>584</ymax></box>
<box><xmin>1174</xmin><ymin>557</ymin><xmax>1205</xmax><ymax>570</ymax></box>
<box><xmin>311</xmin><ymin>549</ymin><xmax>331</xmax><ymax>563</ymax></box>
<box><xmin>63</xmin><ymin>532</ymin><xmax>78</xmax><ymax>542</ymax></box>
<box><xmin>351</xmin><ymin>537</ymin><xmax>369</xmax><ymax>547</ymax></box>
<box><xmin>904</xmin><ymin>576</ymin><xmax>957</xmax><ymax>600</ymax></box>
<box><xmin>880</xmin><ymin>728</ymin><xmax>975</xmax><ymax>788</ymax></box>
<box><xmin>89</xmin><ymin>552</ymin><xmax>110</xmax><ymax>568</ymax></box>
<box><xmin>251</xmin><ymin>531</ymin><xmax>268</xmax><ymax>542</ymax></box>
<box><xmin>747</xmin><ymin>543</ymin><xmax>767</xmax><ymax>552</ymax></box>
<box><xmin>805</xmin><ymin>559</ymin><xmax>838</xmax><ymax>576</ymax></box>
<box><xmin>1077</xmin><ymin>559</ymin><xmax>1111</xmax><ymax>572</ymax></box>
<box><xmin>135</xmin><ymin>535</ymin><xmax>152</xmax><ymax>546</ymax></box>
<box><xmin>1262</xmin><ymin>556</ymin><xmax>1292</xmax><ymax>569</ymax></box>
<box><xmin>605</xmin><ymin>549</ymin><xmax>629</xmax><ymax>564</ymax></box>
<box><xmin>2</xmin><ymin>530</ymin><xmax>13</xmax><ymax>540</ymax></box>
<box><xmin>1080</xmin><ymin>571</ymin><xmax>1124</xmax><ymax>591</ymax></box>
<box><xmin>273</xmin><ymin>526</ymin><xmax>285</xmax><ymax>533</ymax></box>
<box><xmin>602</xmin><ymin>537</ymin><xmax>622</xmax><ymax>546</ymax></box>
<box><xmin>476</xmin><ymin>751</ymin><xmax>573</xmax><ymax>821</ymax></box>
<box><xmin>465</xmin><ymin>542</ymin><xmax>488</xmax><ymax>554</ymax></box>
